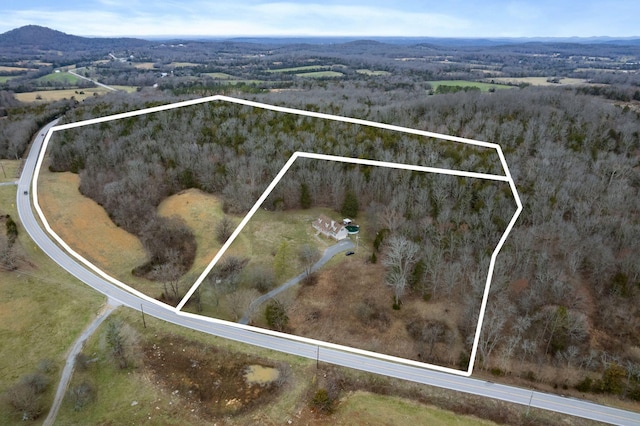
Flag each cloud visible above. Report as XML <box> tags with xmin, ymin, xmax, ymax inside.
<box><xmin>1</xmin><ymin>0</ymin><xmax>639</xmax><ymax>37</ymax></box>
<box><xmin>0</xmin><ymin>1</ymin><xmax>470</xmax><ymax>37</ymax></box>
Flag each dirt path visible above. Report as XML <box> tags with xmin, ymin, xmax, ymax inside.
<box><xmin>43</xmin><ymin>299</ymin><xmax>120</xmax><ymax>426</ymax></box>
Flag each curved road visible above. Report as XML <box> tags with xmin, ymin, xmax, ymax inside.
<box><xmin>239</xmin><ymin>239</ymin><xmax>354</xmax><ymax>324</ymax></box>
<box><xmin>68</xmin><ymin>69</ymin><xmax>118</xmax><ymax>92</ymax></box>
<box><xmin>17</xmin><ymin>121</ymin><xmax>640</xmax><ymax>425</ymax></box>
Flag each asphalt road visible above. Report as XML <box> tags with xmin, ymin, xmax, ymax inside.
<box><xmin>239</xmin><ymin>239</ymin><xmax>355</xmax><ymax>324</ymax></box>
<box><xmin>68</xmin><ymin>69</ymin><xmax>118</xmax><ymax>92</ymax></box>
<box><xmin>17</xmin><ymin>120</ymin><xmax>640</xmax><ymax>425</ymax></box>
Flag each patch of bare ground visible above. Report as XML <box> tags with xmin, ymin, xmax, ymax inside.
<box><xmin>288</xmin><ymin>257</ymin><xmax>465</xmax><ymax>368</ymax></box>
<box><xmin>143</xmin><ymin>334</ymin><xmax>285</xmax><ymax>420</ymax></box>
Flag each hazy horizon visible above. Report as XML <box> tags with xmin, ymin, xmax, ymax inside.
<box><xmin>1</xmin><ymin>1</ymin><xmax>639</xmax><ymax>39</ymax></box>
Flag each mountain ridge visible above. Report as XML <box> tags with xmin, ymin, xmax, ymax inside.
<box><xmin>0</xmin><ymin>25</ymin><xmax>151</xmax><ymax>51</ymax></box>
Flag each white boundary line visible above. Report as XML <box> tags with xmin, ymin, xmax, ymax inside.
<box><xmin>33</xmin><ymin>95</ymin><xmax>522</xmax><ymax>378</ymax></box>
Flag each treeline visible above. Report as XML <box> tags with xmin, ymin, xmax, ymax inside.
<box><xmin>0</xmin><ymin>92</ymin><xmax>76</xmax><ymax>159</ymax></box>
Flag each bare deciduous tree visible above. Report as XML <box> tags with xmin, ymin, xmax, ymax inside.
<box><xmin>298</xmin><ymin>243</ymin><xmax>321</xmax><ymax>280</ymax></box>
<box><xmin>382</xmin><ymin>235</ymin><xmax>419</xmax><ymax>306</ymax></box>
<box><xmin>228</xmin><ymin>288</ymin><xmax>260</xmax><ymax>322</ymax></box>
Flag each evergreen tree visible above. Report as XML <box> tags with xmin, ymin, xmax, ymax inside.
<box><xmin>340</xmin><ymin>190</ymin><xmax>359</xmax><ymax>218</ymax></box>
<box><xmin>300</xmin><ymin>182</ymin><xmax>311</xmax><ymax>209</ymax></box>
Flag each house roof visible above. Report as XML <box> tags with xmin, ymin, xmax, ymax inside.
<box><xmin>313</xmin><ymin>214</ymin><xmax>343</xmax><ymax>236</ymax></box>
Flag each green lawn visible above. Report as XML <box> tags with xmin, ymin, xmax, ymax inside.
<box><xmin>0</xmin><ymin>181</ymin><xmax>105</xmax><ymax>424</ymax></box>
<box><xmin>35</xmin><ymin>71</ymin><xmax>82</xmax><ymax>85</ymax></box>
<box><xmin>204</xmin><ymin>72</ymin><xmax>234</xmax><ymax>79</ymax></box>
<box><xmin>356</xmin><ymin>69</ymin><xmax>391</xmax><ymax>76</ymax></box>
<box><xmin>428</xmin><ymin>80</ymin><xmax>513</xmax><ymax>92</ymax></box>
<box><xmin>335</xmin><ymin>391</ymin><xmax>497</xmax><ymax>425</ymax></box>
<box><xmin>266</xmin><ymin>65</ymin><xmax>333</xmax><ymax>73</ymax></box>
<box><xmin>0</xmin><ymin>75</ymin><xmax>19</xmax><ymax>83</ymax></box>
<box><xmin>296</xmin><ymin>71</ymin><xmax>344</xmax><ymax>78</ymax></box>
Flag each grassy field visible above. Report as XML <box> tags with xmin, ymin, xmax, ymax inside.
<box><xmin>356</xmin><ymin>69</ymin><xmax>391</xmax><ymax>76</ymax></box>
<box><xmin>0</xmin><ymin>159</ymin><xmax>20</xmax><ymax>182</ymax></box>
<box><xmin>487</xmin><ymin>77</ymin><xmax>588</xmax><ymax>86</ymax></box>
<box><xmin>0</xmin><ymin>178</ymin><xmax>105</xmax><ymax>424</ymax></box>
<box><xmin>0</xmin><ymin>75</ymin><xmax>19</xmax><ymax>83</ymax></box>
<box><xmin>0</xmin><ymin>66</ymin><xmax>29</xmax><ymax>72</ymax></box>
<box><xmin>266</xmin><ymin>65</ymin><xmax>346</xmax><ymax>74</ymax></box>
<box><xmin>204</xmin><ymin>72</ymin><xmax>234</xmax><ymax>79</ymax></box>
<box><xmin>15</xmin><ymin>88</ymin><xmax>109</xmax><ymax>102</ymax></box>
<box><xmin>14</xmin><ymin>86</ymin><xmax>138</xmax><ymax>102</ymax></box>
<box><xmin>157</xmin><ymin>189</ymin><xmax>233</xmax><ymax>274</ymax></box>
<box><xmin>428</xmin><ymin>80</ymin><xmax>513</xmax><ymax>92</ymax></box>
<box><xmin>35</xmin><ymin>71</ymin><xmax>82</xmax><ymax>85</ymax></box>
<box><xmin>109</xmin><ymin>85</ymin><xmax>140</xmax><ymax>93</ymax></box>
<box><xmin>37</xmin><ymin>167</ymin><xmax>153</xmax><ymax>290</ymax></box>
<box><xmin>133</xmin><ymin>62</ymin><xmax>157</xmax><ymax>70</ymax></box>
<box><xmin>296</xmin><ymin>71</ymin><xmax>344</xmax><ymax>78</ymax></box>
<box><xmin>334</xmin><ymin>391</ymin><xmax>496</xmax><ymax>425</ymax></box>
<box><xmin>171</xmin><ymin>62</ymin><xmax>202</xmax><ymax>68</ymax></box>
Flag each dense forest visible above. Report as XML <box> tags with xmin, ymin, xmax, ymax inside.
<box><xmin>36</xmin><ymin>79</ymin><xmax>640</xmax><ymax>395</ymax></box>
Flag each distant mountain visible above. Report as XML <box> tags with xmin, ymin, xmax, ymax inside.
<box><xmin>0</xmin><ymin>25</ymin><xmax>150</xmax><ymax>52</ymax></box>
<box><xmin>192</xmin><ymin>35</ymin><xmax>640</xmax><ymax>48</ymax></box>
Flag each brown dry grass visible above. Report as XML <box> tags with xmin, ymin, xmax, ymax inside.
<box><xmin>157</xmin><ymin>189</ymin><xmax>226</xmax><ymax>273</ymax></box>
<box><xmin>133</xmin><ymin>62</ymin><xmax>157</xmax><ymax>69</ymax></box>
<box><xmin>0</xmin><ymin>159</ymin><xmax>20</xmax><ymax>182</ymax></box>
<box><xmin>0</xmin><ymin>65</ymin><xmax>30</xmax><ymax>72</ymax></box>
<box><xmin>289</xmin><ymin>257</ymin><xmax>465</xmax><ymax>367</ymax></box>
<box><xmin>488</xmin><ymin>77</ymin><xmax>588</xmax><ymax>86</ymax></box>
<box><xmin>156</xmin><ymin>189</ymin><xmax>260</xmax><ymax>284</ymax></box>
<box><xmin>37</xmin><ymin>167</ymin><xmax>150</xmax><ymax>287</ymax></box>
<box><xmin>171</xmin><ymin>62</ymin><xmax>202</xmax><ymax>68</ymax></box>
<box><xmin>15</xmin><ymin>88</ymin><xmax>112</xmax><ymax>102</ymax></box>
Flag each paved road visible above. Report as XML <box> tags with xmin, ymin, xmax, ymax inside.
<box><xmin>0</xmin><ymin>180</ymin><xmax>18</xmax><ymax>186</ymax></box>
<box><xmin>68</xmin><ymin>69</ymin><xmax>118</xmax><ymax>92</ymax></box>
<box><xmin>239</xmin><ymin>239</ymin><xmax>354</xmax><ymax>324</ymax></box>
<box><xmin>43</xmin><ymin>301</ymin><xmax>119</xmax><ymax>426</ymax></box>
<box><xmin>17</xmin><ymin>120</ymin><xmax>640</xmax><ymax>425</ymax></box>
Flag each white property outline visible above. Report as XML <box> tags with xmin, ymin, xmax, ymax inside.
<box><xmin>33</xmin><ymin>95</ymin><xmax>522</xmax><ymax>377</ymax></box>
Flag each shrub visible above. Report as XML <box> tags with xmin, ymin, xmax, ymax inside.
<box><xmin>311</xmin><ymin>388</ymin><xmax>334</xmax><ymax>414</ymax></box>
<box><xmin>303</xmin><ymin>272</ymin><xmax>318</xmax><ymax>286</ymax></box>
<box><xmin>490</xmin><ymin>367</ymin><xmax>505</xmax><ymax>377</ymax></box>
<box><xmin>265</xmin><ymin>300</ymin><xmax>288</xmax><ymax>331</ymax></box>
<box><xmin>69</xmin><ymin>382</ymin><xmax>95</xmax><ymax>411</ymax></box>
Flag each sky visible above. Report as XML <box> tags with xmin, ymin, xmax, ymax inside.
<box><xmin>1</xmin><ymin>0</ymin><xmax>639</xmax><ymax>39</ymax></box>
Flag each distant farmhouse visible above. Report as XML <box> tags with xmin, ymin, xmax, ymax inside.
<box><xmin>312</xmin><ymin>215</ymin><xmax>348</xmax><ymax>240</ymax></box>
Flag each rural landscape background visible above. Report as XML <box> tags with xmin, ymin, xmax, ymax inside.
<box><xmin>1</xmin><ymin>17</ymin><xmax>640</xmax><ymax>425</ymax></box>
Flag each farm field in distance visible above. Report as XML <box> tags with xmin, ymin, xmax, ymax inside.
<box><xmin>428</xmin><ymin>79</ymin><xmax>513</xmax><ymax>92</ymax></box>
<box><xmin>486</xmin><ymin>76</ymin><xmax>590</xmax><ymax>86</ymax></box>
